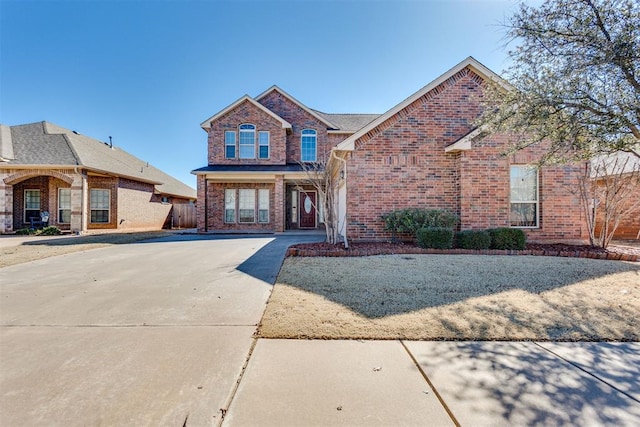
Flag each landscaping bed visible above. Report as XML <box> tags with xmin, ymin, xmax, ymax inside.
<box><xmin>286</xmin><ymin>241</ymin><xmax>640</xmax><ymax>262</ymax></box>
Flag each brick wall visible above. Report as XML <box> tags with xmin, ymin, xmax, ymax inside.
<box><xmin>594</xmin><ymin>175</ymin><xmax>640</xmax><ymax>239</ymax></box>
<box><xmin>117</xmin><ymin>178</ymin><xmax>172</xmax><ymax>230</ymax></box>
<box><xmin>207</xmin><ymin>99</ymin><xmax>287</xmax><ymax>165</ymax></box>
<box><xmin>257</xmin><ymin>91</ymin><xmax>334</xmax><ymax>163</ymax></box>
<box><xmin>345</xmin><ymin>67</ymin><xmax>587</xmax><ymax>242</ymax></box>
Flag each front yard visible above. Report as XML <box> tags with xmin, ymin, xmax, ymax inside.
<box><xmin>258</xmin><ymin>254</ymin><xmax>640</xmax><ymax>341</ymax></box>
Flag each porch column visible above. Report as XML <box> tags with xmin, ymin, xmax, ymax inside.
<box><xmin>0</xmin><ymin>176</ymin><xmax>13</xmax><ymax>233</ymax></box>
<box><xmin>70</xmin><ymin>171</ymin><xmax>87</xmax><ymax>233</ymax></box>
<box><xmin>274</xmin><ymin>175</ymin><xmax>284</xmax><ymax>232</ymax></box>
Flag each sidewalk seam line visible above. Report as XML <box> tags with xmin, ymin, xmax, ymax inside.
<box><xmin>533</xmin><ymin>342</ymin><xmax>640</xmax><ymax>404</ymax></box>
<box><xmin>217</xmin><ymin>337</ymin><xmax>259</xmax><ymax>427</ymax></box>
<box><xmin>400</xmin><ymin>340</ymin><xmax>460</xmax><ymax>427</ymax></box>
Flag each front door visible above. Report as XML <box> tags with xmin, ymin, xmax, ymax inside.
<box><xmin>299</xmin><ymin>192</ymin><xmax>317</xmax><ymax>229</ymax></box>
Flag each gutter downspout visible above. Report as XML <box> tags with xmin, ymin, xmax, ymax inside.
<box><xmin>330</xmin><ymin>150</ymin><xmax>348</xmax><ymax>249</ymax></box>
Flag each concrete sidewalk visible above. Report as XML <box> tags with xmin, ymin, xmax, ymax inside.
<box><xmin>223</xmin><ymin>339</ymin><xmax>640</xmax><ymax>426</ymax></box>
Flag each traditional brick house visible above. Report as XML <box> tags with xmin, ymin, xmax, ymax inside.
<box><xmin>194</xmin><ymin>57</ymin><xmax>589</xmax><ymax>243</ymax></box>
<box><xmin>0</xmin><ymin>121</ymin><xmax>196</xmax><ymax>234</ymax></box>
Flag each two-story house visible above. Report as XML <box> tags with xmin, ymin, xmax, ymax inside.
<box><xmin>193</xmin><ymin>86</ymin><xmax>377</xmax><ymax>233</ymax></box>
<box><xmin>193</xmin><ymin>57</ymin><xmax>589</xmax><ymax>243</ymax></box>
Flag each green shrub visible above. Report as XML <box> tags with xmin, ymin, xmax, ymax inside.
<box><xmin>14</xmin><ymin>226</ymin><xmax>61</xmax><ymax>236</ymax></box>
<box><xmin>488</xmin><ymin>227</ymin><xmax>526</xmax><ymax>250</ymax></box>
<box><xmin>382</xmin><ymin>208</ymin><xmax>458</xmax><ymax>239</ymax></box>
<box><xmin>15</xmin><ymin>228</ymin><xmax>36</xmax><ymax>235</ymax></box>
<box><xmin>456</xmin><ymin>229</ymin><xmax>491</xmax><ymax>249</ymax></box>
<box><xmin>38</xmin><ymin>226</ymin><xmax>62</xmax><ymax>236</ymax></box>
<box><xmin>417</xmin><ymin>227</ymin><xmax>454</xmax><ymax>249</ymax></box>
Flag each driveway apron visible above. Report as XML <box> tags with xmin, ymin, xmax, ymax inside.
<box><xmin>0</xmin><ymin>234</ymin><xmax>322</xmax><ymax>426</ymax></box>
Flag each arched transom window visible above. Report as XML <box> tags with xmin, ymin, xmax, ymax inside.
<box><xmin>239</xmin><ymin>124</ymin><xmax>256</xmax><ymax>159</ymax></box>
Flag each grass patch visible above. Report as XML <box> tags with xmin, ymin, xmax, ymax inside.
<box><xmin>258</xmin><ymin>254</ymin><xmax>640</xmax><ymax>341</ymax></box>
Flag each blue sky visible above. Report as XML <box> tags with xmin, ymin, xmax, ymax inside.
<box><xmin>1</xmin><ymin>0</ymin><xmax>527</xmax><ymax>188</ymax></box>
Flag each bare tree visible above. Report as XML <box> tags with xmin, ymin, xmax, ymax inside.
<box><xmin>296</xmin><ymin>152</ymin><xmax>347</xmax><ymax>246</ymax></box>
<box><xmin>576</xmin><ymin>154</ymin><xmax>640</xmax><ymax>248</ymax></box>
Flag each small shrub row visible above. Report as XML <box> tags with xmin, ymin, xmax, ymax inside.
<box><xmin>416</xmin><ymin>227</ymin><xmax>527</xmax><ymax>250</ymax></box>
<box><xmin>14</xmin><ymin>226</ymin><xmax>62</xmax><ymax>236</ymax></box>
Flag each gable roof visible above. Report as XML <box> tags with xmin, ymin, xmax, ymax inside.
<box><xmin>255</xmin><ymin>86</ymin><xmax>339</xmax><ymax>129</ymax></box>
<box><xmin>335</xmin><ymin>56</ymin><xmax>509</xmax><ymax>151</ymax></box>
<box><xmin>200</xmin><ymin>95</ymin><xmax>292</xmax><ymax>131</ymax></box>
<box><xmin>2</xmin><ymin>121</ymin><xmax>196</xmax><ymax>199</ymax></box>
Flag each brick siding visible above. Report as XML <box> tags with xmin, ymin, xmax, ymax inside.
<box><xmin>345</xmin><ymin>67</ymin><xmax>588</xmax><ymax>243</ymax></box>
<box><xmin>258</xmin><ymin>91</ymin><xmax>334</xmax><ymax>163</ymax></box>
<box><xmin>207</xmin><ymin>99</ymin><xmax>287</xmax><ymax>165</ymax></box>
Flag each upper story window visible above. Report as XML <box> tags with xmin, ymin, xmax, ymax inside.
<box><xmin>510</xmin><ymin>165</ymin><xmax>539</xmax><ymax>228</ymax></box>
<box><xmin>258</xmin><ymin>131</ymin><xmax>270</xmax><ymax>159</ymax></box>
<box><xmin>239</xmin><ymin>124</ymin><xmax>256</xmax><ymax>159</ymax></box>
<box><xmin>301</xmin><ymin>129</ymin><xmax>317</xmax><ymax>162</ymax></box>
<box><xmin>225</xmin><ymin>131</ymin><xmax>236</xmax><ymax>159</ymax></box>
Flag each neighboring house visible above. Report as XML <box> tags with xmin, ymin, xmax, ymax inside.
<box><xmin>194</xmin><ymin>57</ymin><xmax>589</xmax><ymax>243</ymax></box>
<box><xmin>591</xmin><ymin>150</ymin><xmax>640</xmax><ymax>239</ymax></box>
<box><xmin>0</xmin><ymin>121</ymin><xmax>196</xmax><ymax>234</ymax></box>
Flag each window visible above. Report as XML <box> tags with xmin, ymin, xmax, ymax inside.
<box><xmin>225</xmin><ymin>131</ymin><xmax>236</xmax><ymax>159</ymax></box>
<box><xmin>239</xmin><ymin>124</ymin><xmax>256</xmax><ymax>159</ymax></box>
<box><xmin>224</xmin><ymin>189</ymin><xmax>236</xmax><ymax>223</ymax></box>
<box><xmin>224</xmin><ymin>189</ymin><xmax>270</xmax><ymax>224</ymax></box>
<box><xmin>238</xmin><ymin>189</ymin><xmax>256</xmax><ymax>223</ymax></box>
<box><xmin>24</xmin><ymin>189</ymin><xmax>41</xmax><ymax>222</ymax></box>
<box><xmin>301</xmin><ymin>129</ymin><xmax>317</xmax><ymax>162</ymax></box>
<box><xmin>258</xmin><ymin>189</ymin><xmax>269</xmax><ymax>223</ymax></box>
<box><xmin>58</xmin><ymin>188</ymin><xmax>71</xmax><ymax>223</ymax></box>
<box><xmin>90</xmin><ymin>189</ymin><xmax>110</xmax><ymax>223</ymax></box>
<box><xmin>258</xmin><ymin>131</ymin><xmax>270</xmax><ymax>159</ymax></box>
<box><xmin>510</xmin><ymin>165</ymin><xmax>538</xmax><ymax>227</ymax></box>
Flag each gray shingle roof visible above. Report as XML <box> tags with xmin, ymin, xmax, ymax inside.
<box><xmin>311</xmin><ymin>110</ymin><xmax>380</xmax><ymax>132</ymax></box>
<box><xmin>1</xmin><ymin>121</ymin><xmax>196</xmax><ymax>199</ymax></box>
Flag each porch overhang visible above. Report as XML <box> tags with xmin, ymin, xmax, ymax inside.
<box><xmin>191</xmin><ymin>164</ymin><xmax>317</xmax><ymax>183</ymax></box>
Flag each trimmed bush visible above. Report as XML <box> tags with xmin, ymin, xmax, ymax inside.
<box><xmin>15</xmin><ymin>228</ymin><xmax>36</xmax><ymax>235</ymax></box>
<box><xmin>382</xmin><ymin>208</ymin><xmax>458</xmax><ymax>239</ymax></box>
<box><xmin>456</xmin><ymin>229</ymin><xmax>491</xmax><ymax>249</ymax></box>
<box><xmin>39</xmin><ymin>226</ymin><xmax>62</xmax><ymax>236</ymax></box>
<box><xmin>417</xmin><ymin>227</ymin><xmax>454</xmax><ymax>249</ymax></box>
<box><xmin>14</xmin><ymin>226</ymin><xmax>61</xmax><ymax>236</ymax></box>
<box><xmin>488</xmin><ymin>227</ymin><xmax>527</xmax><ymax>250</ymax></box>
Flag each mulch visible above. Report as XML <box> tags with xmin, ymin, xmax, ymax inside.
<box><xmin>287</xmin><ymin>241</ymin><xmax>640</xmax><ymax>262</ymax></box>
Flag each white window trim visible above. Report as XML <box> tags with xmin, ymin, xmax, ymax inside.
<box><xmin>24</xmin><ymin>189</ymin><xmax>41</xmax><ymax>223</ymax></box>
<box><xmin>301</xmin><ymin>129</ymin><xmax>317</xmax><ymax>162</ymax></box>
<box><xmin>238</xmin><ymin>189</ymin><xmax>256</xmax><ymax>223</ymax></box>
<box><xmin>224</xmin><ymin>189</ymin><xmax>236</xmax><ymax>223</ymax></box>
<box><xmin>90</xmin><ymin>188</ymin><xmax>110</xmax><ymax>224</ymax></box>
<box><xmin>258</xmin><ymin>131</ymin><xmax>270</xmax><ymax>159</ymax></box>
<box><xmin>225</xmin><ymin>131</ymin><xmax>236</xmax><ymax>159</ymax></box>
<box><xmin>58</xmin><ymin>188</ymin><xmax>71</xmax><ymax>224</ymax></box>
<box><xmin>510</xmin><ymin>165</ymin><xmax>539</xmax><ymax>229</ymax></box>
<box><xmin>239</xmin><ymin>124</ymin><xmax>256</xmax><ymax>159</ymax></box>
<box><xmin>258</xmin><ymin>189</ymin><xmax>269</xmax><ymax>223</ymax></box>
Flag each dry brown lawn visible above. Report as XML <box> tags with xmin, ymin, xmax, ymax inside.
<box><xmin>258</xmin><ymin>254</ymin><xmax>640</xmax><ymax>341</ymax></box>
<box><xmin>0</xmin><ymin>231</ymin><xmax>170</xmax><ymax>268</ymax></box>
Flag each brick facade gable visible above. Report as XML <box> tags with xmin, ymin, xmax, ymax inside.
<box><xmin>207</xmin><ymin>98</ymin><xmax>288</xmax><ymax>166</ymax></box>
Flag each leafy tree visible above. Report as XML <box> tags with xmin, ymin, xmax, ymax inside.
<box><xmin>481</xmin><ymin>0</ymin><xmax>640</xmax><ymax>162</ymax></box>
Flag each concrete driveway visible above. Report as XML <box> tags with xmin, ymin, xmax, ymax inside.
<box><xmin>0</xmin><ymin>233</ymin><xmax>322</xmax><ymax>426</ymax></box>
